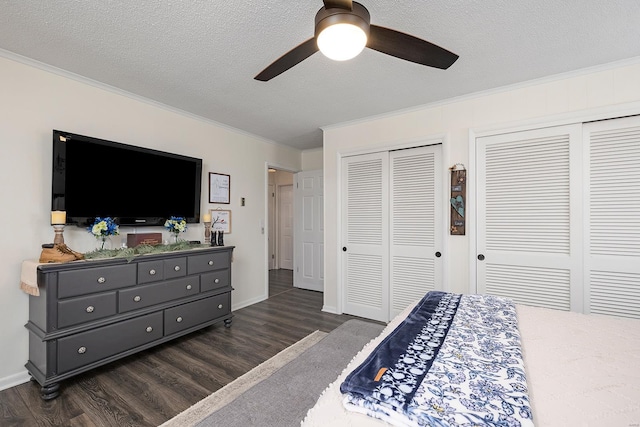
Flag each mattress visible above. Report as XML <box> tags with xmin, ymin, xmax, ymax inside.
<box><xmin>302</xmin><ymin>302</ymin><xmax>640</xmax><ymax>426</ymax></box>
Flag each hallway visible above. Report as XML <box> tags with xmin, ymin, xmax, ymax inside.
<box><xmin>269</xmin><ymin>268</ymin><xmax>293</xmax><ymax>297</ymax></box>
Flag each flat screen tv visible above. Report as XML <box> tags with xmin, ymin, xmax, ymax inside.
<box><xmin>52</xmin><ymin>130</ymin><xmax>202</xmax><ymax>226</ymax></box>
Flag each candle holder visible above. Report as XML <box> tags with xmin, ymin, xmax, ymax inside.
<box><xmin>53</xmin><ymin>224</ymin><xmax>65</xmax><ymax>244</ymax></box>
<box><xmin>204</xmin><ymin>221</ymin><xmax>212</xmax><ymax>244</ymax></box>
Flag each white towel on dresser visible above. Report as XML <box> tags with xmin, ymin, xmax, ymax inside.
<box><xmin>20</xmin><ymin>259</ymin><xmax>42</xmax><ymax>296</ymax></box>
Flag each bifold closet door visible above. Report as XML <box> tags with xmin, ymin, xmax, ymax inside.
<box><xmin>389</xmin><ymin>146</ymin><xmax>442</xmax><ymax>318</ymax></box>
<box><xmin>476</xmin><ymin>124</ymin><xmax>583</xmax><ymax>311</ymax></box>
<box><xmin>341</xmin><ymin>145</ymin><xmax>443</xmax><ymax>322</ymax></box>
<box><xmin>584</xmin><ymin>116</ymin><xmax>640</xmax><ymax>319</ymax></box>
<box><xmin>341</xmin><ymin>152</ymin><xmax>390</xmax><ymax>322</ymax></box>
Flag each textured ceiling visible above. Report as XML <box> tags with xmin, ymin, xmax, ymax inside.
<box><xmin>1</xmin><ymin>1</ymin><xmax>639</xmax><ymax>150</ymax></box>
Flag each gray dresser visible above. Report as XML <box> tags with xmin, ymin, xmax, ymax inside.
<box><xmin>25</xmin><ymin>245</ymin><xmax>234</xmax><ymax>400</ymax></box>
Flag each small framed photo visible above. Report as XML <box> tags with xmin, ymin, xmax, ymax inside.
<box><xmin>209</xmin><ymin>172</ymin><xmax>230</xmax><ymax>204</ymax></box>
<box><xmin>210</xmin><ymin>209</ymin><xmax>231</xmax><ymax>233</ymax></box>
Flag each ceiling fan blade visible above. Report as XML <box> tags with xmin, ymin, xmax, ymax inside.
<box><xmin>254</xmin><ymin>38</ymin><xmax>319</xmax><ymax>81</ymax></box>
<box><xmin>323</xmin><ymin>0</ymin><xmax>352</xmax><ymax>10</ymax></box>
<box><xmin>367</xmin><ymin>25</ymin><xmax>458</xmax><ymax>70</ymax></box>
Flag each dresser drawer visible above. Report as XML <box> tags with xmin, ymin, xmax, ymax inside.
<box><xmin>58</xmin><ymin>264</ymin><xmax>137</xmax><ymax>298</ymax></box>
<box><xmin>187</xmin><ymin>251</ymin><xmax>230</xmax><ymax>275</ymax></box>
<box><xmin>57</xmin><ymin>312</ymin><xmax>163</xmax><ymax>373</ymax></box>
<box><xmin>57</xmin><ymin>292</ymin><xmax>117</xmax><ymax>328</ymax></box>
<box><xmin>137</xmin><ymin>260</ymin><xmax>164</xmax><ymax>284</ymax></box>
<box><xmin>201</xmin><ymin>269</ymin><xmax>230</xmax><ymax>292</ymax></box>
<box><xmin>138</xmin><ymin>257</ymin><xmax>187</xmax><ymax>284</ymax></box>
<box><xmin>164</xmin><ymin>257</ymin><xmax>187</xmax><ymax>279</ymax></box>
<box><xmin>164</xmin><ymin>293</ymin><xmax>230</xmax><ymax>336</ymax></box>
<box><xmin>118</xmin><ymin>276</ymin><xmax>200</xmax><ymax>313</ymax></box>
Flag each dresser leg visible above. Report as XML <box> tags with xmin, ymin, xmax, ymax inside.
<box><xmin>224</xmin><ymin>318</ymin><xmax>232</xmax><ymax>328</ymax></box>
<box><xmin>40</xmin><ymin>382</ymin><xmax>60</xmax><ymax>400</ymax></box>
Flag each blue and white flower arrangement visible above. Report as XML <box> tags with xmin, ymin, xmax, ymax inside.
<box><xmin>88</xmin><ymin>217</ymin><xmax>120</xmax><ymax>249</ymax></box>
<box><xmin>164</xmin><ymin>216</ymin><xmax>187</xmax><ymax>243</ymax></box>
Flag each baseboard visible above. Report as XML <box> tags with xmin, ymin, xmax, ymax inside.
<box><xmin>232</xmin><ymin>294</ymin><xmax>267</xmax><ymax>312</ymax></box>
<box><xmin>322</xmin><ymin>305</ymin><xmax>338</xmax><ymax>314</ymax></box>
<box><xmin>0</xmin><ymin>370</ymin><xmax>30</xmax><ymax>391</ymax></box>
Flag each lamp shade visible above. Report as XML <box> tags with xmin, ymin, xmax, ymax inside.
<box><xmin>317</xmin><ymin>23</ymin><xmax>367</xmax><ymax>61</ymax></box>
<box><xmin>314</xmin><ymin>2</ymin><xmax>370</xmax><ymax>62</ymax></box>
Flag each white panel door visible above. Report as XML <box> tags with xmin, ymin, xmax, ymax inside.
<box><xmin>278</xmin><ymin>184</ymin><xmax>294</xmax><ymax>270</ymax></box>
<box><xmin>342</xmin><ymin>152</ymin><xmax>389</xmax><ymax>322</ymax></box>
<box><xmin>584</xmin><ymin>116</ymin><xmax>640</xmax><ymax>319</ymax></box>
<box><xmin>389</xmin><ymin>145</ymin><xmax>443</xmax><ymax>318</ymax></box>
<box><xmin>293</xmin><ymin>170</ymin><xmax>324</xmax><ymax>291</ymax></box>
<box><xmin>476</xmin><ymin>124</ymin><xmax>583</xmax><ymax>311</ymax></box>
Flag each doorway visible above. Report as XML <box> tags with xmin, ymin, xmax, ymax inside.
<box><xmin>268</xmin><ymin>168</ymin><xmax>294</xmax><ymax>296</ymax></box>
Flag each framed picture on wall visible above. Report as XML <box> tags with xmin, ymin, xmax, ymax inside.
<box><xmin>209</xmin><ymin>172</ymin><xmax>230</xmax><ymax>204</ymax></box>
<box><xmin>209</xmin><ymin>209</ymin><xmax>231</xmax><ymax>233</ymax></box>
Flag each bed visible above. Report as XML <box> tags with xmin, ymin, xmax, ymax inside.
<box><xmin>302</xmin><ymin>291</ymin><xmax>640</xmax><ymax>427</ymax></box>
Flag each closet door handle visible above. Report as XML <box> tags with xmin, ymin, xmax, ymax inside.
<box><xmin>478</xmin><ymin>254</ymin><xmax>485</xmax><ymax>261</ymax></box>
<box><xmin>342</xmin><ymin>247</ymin><xmax>347</xmax><ymax>252</ymax></box>
<box><xmin>435</xmin><ymin>252</ymin><xmax>441</xmax><ymax>258</ymax></box>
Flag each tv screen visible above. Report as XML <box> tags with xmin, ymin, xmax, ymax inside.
<box><xmin>52</xmin><ymin>130</ymin><xmax>202</xmax><ymax>226</ymax></box>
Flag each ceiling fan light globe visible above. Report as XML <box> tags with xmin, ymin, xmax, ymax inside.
<box><xmin>317</xmin><ymin>23</ymin><xmax>367</xmax><ymax>61</ymax></box>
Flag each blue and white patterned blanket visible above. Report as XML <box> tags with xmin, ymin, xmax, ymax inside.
<box><xmin>340</xmin><ymin>292</ymin><xmax>534</xmax><ymax>427</ymax></box>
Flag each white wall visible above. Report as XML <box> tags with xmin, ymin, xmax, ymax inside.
<box><xmin>301</xmin><ymin>148</ymin><xmax>323</xmax><ymax>171</ymax></box>
<box><xmin>322</xmin><ymin>58</ymin><xmax>640</xmax><ymax>314</ymax></box>
<box><xmin>0</xmin><ymin>54</ymin><xmax>301</xmax><ymax>389</ymax></box>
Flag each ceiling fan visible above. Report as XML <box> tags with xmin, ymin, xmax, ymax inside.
<box><xmin>254</xmin><ymin>0</ymin><xmax>459</xmax><ymax>82</ymax></box>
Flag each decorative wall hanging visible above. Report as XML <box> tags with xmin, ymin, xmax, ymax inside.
<box><xmin>449</xmin><ymin>164</ymin><xmax>466</xmax><ymax>235</ymax></box>
<box><xmin>209</xmin><ymin>172</ymin><xmax>230</xmax><ymax>204</ymax></box>
<box><xmin>209</xmin><ymin>209</ymin><xmax>231</xmax><ymax>233</ymax></box>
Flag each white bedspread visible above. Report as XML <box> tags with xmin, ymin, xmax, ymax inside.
<box><xmin>302</xmin><ymin>304</ymin><xmax>640</xmax><ymax>427</ymax></box>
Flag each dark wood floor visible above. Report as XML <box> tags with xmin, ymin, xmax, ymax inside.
<box><xmin>0</xmin><ymin>269</ymin><xmax>358</xmax><ymax>427</ymax></box>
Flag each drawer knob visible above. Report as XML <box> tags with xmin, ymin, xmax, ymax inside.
<box><xmin>174</xmin><ymin>265</ymin><xmax>181</xmax><ymax>271</ymax></box>
<box><xmin>78</xmin><ymin>346</ymin><xmax>87</xmax><ymax>354</ymax></box>
<box><xmin>186</xmin><ymin>284</ymin><xmax>192</xmax><ymax>290</ymax></box>
<box><xmin>146</xmin><ymin>326</ymin><xmax>153</xmax><ymax>333</ymax></box>
<box><xmin>176</xmin><ymin>316</ymin><xmax>183</xmax><ymax>323</ymax></box>
<box><xmin>149</xmin><ymin>269</ymin><xmax>156</xmax><ymax>275</ymax></box>
<box><xmin>218</xmin><ymin>304</ymin><xmax>223</xmax><ymax>309</ymax></box>
<box><xmin>208</xmin><ymin>260</ymin><xmax>214</xmax><ymax>266</ymax></box>
<box><xmin>97</xmin><ymin>277</ymin><xmax>106</xmax><ymax>284</ymax></box>
<box><xmin>86</xmin><ymin>306</ymin><xmax>95</xmax><ymax>313</ymax></box>
<box><xmin>133</xmin><ymin>295</ymin><xmax>141</xmax><ymax>302</ymax></box>
<box><xmin>214</xmin><ymin>278</ymin><xmax>220</xmax><ymax>284</ymax></box>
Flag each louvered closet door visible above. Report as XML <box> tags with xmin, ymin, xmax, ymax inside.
<box><xmin>389</xmin><ymin>145</ymin><xmax>442</xmax><ymax>318</ymax></box>
<box><xmin>341</xmin><ymin>152</ymin><xmax>390</xmax><ymax>322</ymax></box>
<box><xmin>476</xmin><ymin>124</ymin><xmax>583</xmax><ymax>311</ymax></box>
<box><xmin>584</xmin><ymin>116</ymin><xmax>640</xmax><ymax>319</ymax></box>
